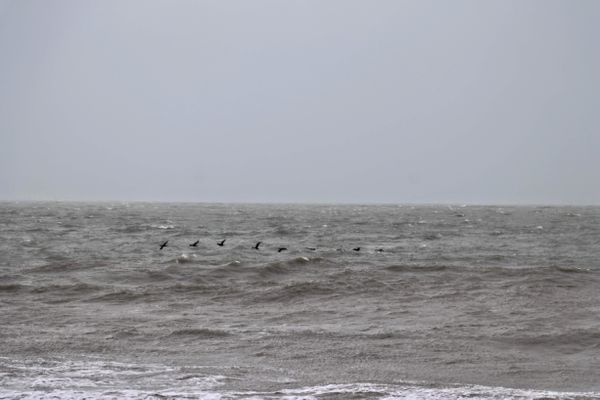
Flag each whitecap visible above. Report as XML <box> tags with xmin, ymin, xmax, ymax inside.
<box><xmin>151</xmin><ymin>224</ymin><xmax>175</xmax><ymax>230</ymax></box>
<box><xmin>176</xmin><ymin>253</ymin><xmax>199</xmax><ymax>264</ymax></box>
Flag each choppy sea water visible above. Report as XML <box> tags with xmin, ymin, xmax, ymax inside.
<box><xmin>1</xmin><ymin>202</ymin><xmax>599</xmax><ymax>399</ymax></box>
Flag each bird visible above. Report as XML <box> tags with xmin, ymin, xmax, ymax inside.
<box><xmin>375</xmin><ymin>248</ymin><xmax>384</xmax><ymax>252</ymax></box>
<box><xmin>189</xmin><ymin>240</ymin><xmax>199</xmax><ymax>247</ymax></box>
<box><xmin>159</xmin><ymin>241</ymin><xmax>168</xmax><ymax>250</ymax></box>
<box><xmin>253</xmin><ymin>242</ymin><xmax>262</xmax><ymax>250</ymax></box>
<box><xmin>217</xmin><ymin>239</ymin><xmax>226</xmax><ymax>247</ymax></box>
<box><xmin>306</xmin><ymin>247</ymin><xmax>316</xmax><ymax>251</ymax></box>
<box><xmin>278</xmin><ymin>247</ymin><xmax>287</xmax><ymax>253</ymax></box>
<box><xmin>353</xmin><ymin>247</ymin><xmax>361</xmax><ymax>252</ymax></box>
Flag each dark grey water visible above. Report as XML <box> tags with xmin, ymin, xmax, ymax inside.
<box><xmin>1</xmin><ymin>202</ymin><xmax>599</xmax><ymax>399</ymax></box>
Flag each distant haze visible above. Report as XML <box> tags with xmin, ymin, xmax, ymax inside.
<box><xmin>1</xmin><ymin>0</ymin><xmax>599</xmax><ymax>204</ymax></box>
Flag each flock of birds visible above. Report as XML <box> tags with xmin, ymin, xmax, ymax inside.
<box><xmin>158</xmin><ymin>239</ymin><xmax>384</xmax><ymax>253</ymax></box>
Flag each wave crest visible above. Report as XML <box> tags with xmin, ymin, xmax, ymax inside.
<box><xmin>167</xmin><ymin>328</ymin><xmax>231</xmax><ymax>338</ymax></box>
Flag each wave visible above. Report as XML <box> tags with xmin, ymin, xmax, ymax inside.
<box><xmin>202</xmin><ymin>256</ymin><xmax>333</xmax><ymax>280</ymax></box>
<box><xmin>81</xmin><ymin>279</ymin><xmax>228</xmax><ymax>302</ymax></box>
<box><xmin>167</xmin><ymin>328</ymin><xmax>231</xmax><ymax>338</ymax></box>
<box><xmin>494</xmin><ymin>328</ymin><xmax>600</xmax><ymax>353</ymax></box>
<box><xmin>29</xmin><ymin>282</ymin><xmax>103</xmax><ymax>295</ymax></box>
<box><xmin>144</xmin><ymin>269</ymin><xmax>177</xmax><ymax>281</ymax></box>
<box><xmin>26</xmin><ymin>258</ymin><xmax>102</xmax><ymax>273</ymax></box>
<box><xmin>11</xmin><ymin>262</ymin><xmax>597</xmax><ymax>306</ymax></box>
<box><xmin>257</xmin><ymin>258</ymin><xmax>309</xmax><ymax>276</ymax></box>
<box><xmin>0</xmin><ymin>358</ymin><xmax>226</xmax><ymax>399</ymax></box>
<box><xmin>382</xmin><ymin>263</ymin><xmax>597</xmax><ymax>278</ymax></box>
<box><xmin>0</xmin><ymin>283</ymin><xmax>25</xmax><ymax>293</ymax></box>
<box><xmin>256</xmin><ymin>382</ymin><xmax>600</xmax><ymax>400</ymax></box>
<box><xmin>3</xmin><ymin>378</ymin><xmax>597</xmax><ymax>400</ymax></box>
<box><xmin>168</xmin><ymin>282</ymin><xmax>217</xmax><ymax>293</ymax></box>
<box><xmin>287</xmin><ymin>256</ymin><xmax>320</xmax><ymax>265</ymax></box>
<box><xmin>257</xmin><ymin>281</ymin><xmax>336</xmax><ymax>302</ymax></box>
<box><xmin>552</xmin><ymin>265</ymin><xmax>592</xmax><ymax>274</ymax></box>
<box><xmin>175</xmin><ymin>253</ymin><xmax>200</xmax><ymax>264</ymax></box>
<box><xmin>268</xmin><ymin>328</ymin><xmax>412</xmax><ymax>341</ymax></box>
<box><xmin>385</xmin><ymin>264</ymin><xmax>449</xmax><ymax>273</ymax></box>
<box><xmin>270</xmin><ymin>225</ymin><xmax>297</xmax><ymax>235</ymax></box>
<box><xmin>150</xmin><ymin>224</ymin><xmax>176</xmax><ymax>230</ymax></box>
<box><xmin>106</xmin><ymin>327</ymin><xmax>142</xmax><ymax>339</ymax></box>
<box><xmin>254</xmin><ymin>273</ymin><xmax>389</xmax><ymax>303</ymax></box>
<box><xmin>423</xmin><ymin>233</ymin><xmax>443</xmax><ymax>240</ymax></box>
<box><xmin>85</xmin><ymin>289</ymin><xmax>151</xmax><ymax>303</ymax></box>
<box><xmin>114</xmin><ymin>224</ymin><xmax>146</xmax><ymax>234</ymax></box>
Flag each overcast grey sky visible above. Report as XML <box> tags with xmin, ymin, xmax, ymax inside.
<box><xmin>0</xmin><ymin>0</ymin><xmax>598</xmax><ymax>204</ymax></box>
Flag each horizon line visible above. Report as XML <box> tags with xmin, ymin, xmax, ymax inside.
<box><xmin>1</xmin><ymin>198</ymin><xmax>598</xmax><ymax>208</ymax></box>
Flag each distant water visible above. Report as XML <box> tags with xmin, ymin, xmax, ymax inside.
<box><xmin>1</xmin><ymin>202</ymin><xmax>600</xmax><ymax>399</ymax></box>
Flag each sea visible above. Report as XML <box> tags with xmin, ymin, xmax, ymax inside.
<box><xmin>1</xmin><ymin>202</ymin><xmax>599</xmax><ymax>399</ymax></box>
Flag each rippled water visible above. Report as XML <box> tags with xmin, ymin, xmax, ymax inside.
<box><xmin>1</xmin><ymin>202</ymin><xmax>599</xmax><ymax>399</ymax></box>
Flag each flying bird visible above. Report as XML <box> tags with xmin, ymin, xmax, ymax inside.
<box><xmin>253</xmin><ymin>242</ymin><xmax>262</xmax><ymax>250</ymax></box>
<box><xmin>278</xmin><ymin>247</ymin><xmax>287</xmax><ymax>253</ymax></box>
<box><xmin>189</xmin><ymin>240</ymin><xmax>199</xmax><ymax>247</ymax></box>
<box><xmin>160</xmin><ymin>241</ymin><xmax>168</xmax><ymax>250</ymax></box>
<box><xmin>353</xmin><ymin>247</ymin><xmax>361</xmax><ymax>252</ymax></box>
<box><xmin>375</xmin><ymin>248</ymin><xmax>384</xmax><ymax>252</ymax></box>
<box><xmin>217</xmin><ymin>239</ymin><xmax>226</xmax><ymax>247</ymax></box>
<box><xmin>306</xmin><ymin>247</ymin><xmax>316</xmax><ymax>251</ymax></box>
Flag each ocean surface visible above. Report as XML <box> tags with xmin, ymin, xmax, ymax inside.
<box><xmin>1</xmin><ymin>202</ymin><xmax>599</xmax><ymax>399</ymax></box>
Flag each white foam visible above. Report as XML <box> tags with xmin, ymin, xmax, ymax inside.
<box><xmin>262</xmin><ymin>382</ymin><xmax>600</xmax><ymax>400</ymax></box>
<box><xmin>0</xmin><ymin>358</ymin><xmax>225</xmax><ymax>400</ymax></box>
<box><xmin>1</xmin><ymin>358</ymin><xmax>598</xmax><ymax>400</ymax></box>
<box><xmin>0</xmin><ymin>388</ymin><xmax>224</xmax><ymax>400</ymax></box>
<box><xmin>176</xmin><ymin>253</ymin><xmax>199</xmax><ymax>263</ymax></box>
<box><xmin>150</xmin><ymin>224</ymin><xmax>175</xmax><ymax>229</ymax></box>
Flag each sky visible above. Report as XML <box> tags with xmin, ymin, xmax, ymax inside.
<box><xmin>0</xmin><ymin>0</ymin><xmax>599</xmax><ymax>204</ymax></box>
